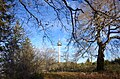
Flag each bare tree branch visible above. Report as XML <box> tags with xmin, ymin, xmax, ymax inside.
<box><xmin>110</xmin><ymin>36</ymin><xmax>120</xmax><ymax>40</ymax></box>
<box><xmin>62</xmin><ymin>0</ymin><xmax>84</xmax><ymax>13</ymax></box>
<box><xmin>19</xmin><ymin>0</ymin><xmax>43</xmax><ymax>27</ymax></box>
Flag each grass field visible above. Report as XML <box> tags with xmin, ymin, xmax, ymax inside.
<box><xmin>43</xmin><ymin>72</ymin><xmax>120</xmax><ymax>79</ymax></box>
<box><xmin>40</xmin><ymin>64</ymin><xmax>120</xmax><ymax>79</ymax></box>
<box><xmin>32</xmin><ymin>63</ymin><xmax>120</xmax><ymax>79</ymax></box>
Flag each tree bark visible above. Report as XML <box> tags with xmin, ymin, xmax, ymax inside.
<box><xmin>97</xmin><ymin>43</ymin><xmax>105</xmax><ymax>71</ymax></box>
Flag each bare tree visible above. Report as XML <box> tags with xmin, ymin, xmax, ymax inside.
<box><xmin>44</xmin><ymin>0</ymin><xmax>120</xmax><ymax>71</ymax></box>
<box><xmin>17</xmin><ymin>0</ymin><xmax>120</xmax><ymax>71</ymax></box>
<box><xmin>35</xmin><ymin>47</ymin><xmax>57</xmax><ymax>72</ymax></box>
<box><xmin>77</xmin><ymin>0</ymin><xmax>120</xmax><ymax>71</ymax></box>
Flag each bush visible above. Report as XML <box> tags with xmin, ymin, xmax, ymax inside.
<box><xmin>30</xmin><ymin>73</ymin><xmax>44</xmax><ymax>79</ymax></box>
<box><xmin>111</xmin><ymin>58</ymin><xmax>120</xmax><ymax>64</ymax></box>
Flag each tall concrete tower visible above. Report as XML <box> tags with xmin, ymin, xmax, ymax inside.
<box><xmin>57</xmin><ymin>40</ymin><xmax>62</xmax><ymax>63</ymax></box>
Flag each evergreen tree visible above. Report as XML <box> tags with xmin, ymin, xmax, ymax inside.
<box><xmin>0</xmin><ymin>1</ymin><xmax>38</xmax><ymax>79</ymax></box>
<box><xmin>3</xmin><ymin>21</ymin><xmax>25</xmax><ymax>79</ymax></box>
<box><xmin>17</xmin><ymin>38</ymin><xmax>36</xmax><ymax>79</ymax></box>
<box><xmin>0</xmin><ymin>0</ymin><xmax>14</xmax><ymax>78</ymax></box>
<box><xmin>1</xmin><ymin>20</ymin><xmax>37</xmax><ymax>79</ymax></box>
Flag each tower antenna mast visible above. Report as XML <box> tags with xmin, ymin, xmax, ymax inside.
<box><xmin>57</xmin><ymin>39</ymin><xmax>62</xmax><ymax>63</ymax></box>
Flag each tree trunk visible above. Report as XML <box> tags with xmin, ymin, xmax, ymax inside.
<box><xmin>97</xmin><ymin>43</ymin><xmax>105</xmax><ymax>71</ymax></box>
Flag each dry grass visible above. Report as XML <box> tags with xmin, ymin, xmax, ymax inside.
<box><xmin>44</xmin><ymin>72</ymin><xmax>120</xmax><ymax>79</ymax></box>
<box><xmin>40</xmin><ymin>64</ymin><xmax>120</xmax><ymax>79</ymax></box>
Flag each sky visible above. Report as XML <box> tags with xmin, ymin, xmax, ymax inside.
<box><xmin>25</xmin><ymin>0</ymin><xmax>83</xmax><ymax>47</ymax></box>
<box><xmin>17</xmin><ymin>0</ymin><xmax>88</xmax><ymax>63</ymax></box>
<box><xmin>15</xmin><ymin>0</ymin><xmax>119</xmax><ymax>63</ymax></box>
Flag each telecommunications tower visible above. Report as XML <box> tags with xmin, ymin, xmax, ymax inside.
<box><xmin>57</xmin><ymin>40</ymin><xmax>62</xmax><ymax>63</ymax></box>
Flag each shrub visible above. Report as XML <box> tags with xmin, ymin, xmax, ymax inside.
<box><xmin>30</xmin><ymin>73</ymin><xmax>44</xmax><ymax>79</ymax></box>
